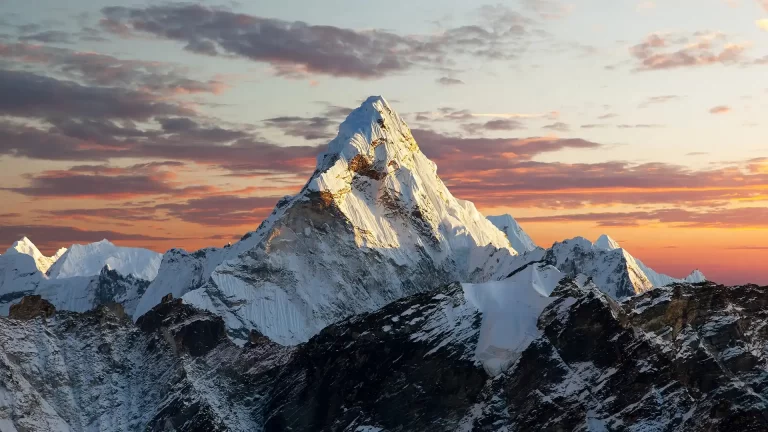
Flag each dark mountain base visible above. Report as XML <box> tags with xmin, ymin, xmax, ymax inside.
<box><xmin>1</xmin><ymin>281</ymin><xmax>766</xmax><ymax>431</ymax></box>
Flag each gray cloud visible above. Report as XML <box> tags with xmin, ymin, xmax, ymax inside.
<box><xmin>0</xmin><ymin>42</ymin><xmax>227</xmax><ymax>95</ymax></box>
<box><xmin>436</xmin><ymin>77</ymin><xmax>464</xmax><ymax>85</ymax></box>
<box><xmin>543</xmin><ymin>122</ymin><xmax>569</xmax><ymax>132</ymax></box>
<box><xmin>0</xmin><ymin>69</ymin><xmax>192</xmax><ymax>120</ymax></box>
<box><xmin>100</xmin><ymin>4</ymin><xmax>539</xmax><ymax>79</ymax></box>
<box><xmin>264</xmin><ymin>116</ymin><xmax>336</xmax><ymax>141</ymax></box>
<box><xmin>18</xmin><ymin>30</ymin><xmax>73</xmax><ymax>44</ymax></box>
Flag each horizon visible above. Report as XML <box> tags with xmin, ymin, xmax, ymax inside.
<box><xmin>1</xmin><ymin>0</ymin><xmax>768</xmax><ymax>285</ymax></box>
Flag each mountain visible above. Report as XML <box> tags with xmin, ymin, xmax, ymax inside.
<box><xmin>139</xmin><ymin>96</ymin><xmax>517</xmax><ymax>344</ymax></box>
<box><xmin>542</xmin><ymin>236</ymin><xmax>655</xmax><ymax>299</ymax></box>
<box><xmin>593</xmin><ymin>233</ymin><xmax>621</xmax><ymax>250</ymax></box>
<box><xmin>0</xmin><ymin>249</ymin><xmax>44</xmax><ymax>309</ymax></box>
<box><xmin>487</xmin><ymin>214</ymin><xmax>539</xmax><ymax>253</ymax></box>
<box><xmin>47</xmin><ymin>239</ymin><xmax>162</xmax><ymax>280</ymax></box>
<box><xmin>685</xmin><ymin>268</ymin><xmax>706</xmax><ymax>283</ymax></box>
<box><xmin>0</xmin><ymin>238</ymin><xmax>158</xmax><ymax>316</ymax></box>
<box><xmin>3</xmin><ymin>237</ymin><xmax>66</xmax><ymax>273</ymax></box>
<box><xmin>3</xmin><ymin>276</ymin><xmax>766</xmax><ymax>431</ymax></box>
<box><xmin>589</xmin><ymin>233</ymin><xmax>706</xmax><ymax>291</ymax></box>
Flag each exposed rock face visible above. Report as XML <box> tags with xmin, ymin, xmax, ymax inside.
<box><xmin>136</xmin><ymin>297</ymin><xmax>227</xmax><ymax>357</ymax></box>
<box><xmin>8</xmin><ymin>295</ymin><xmax>55</xmax><ymax>320</ymax></box>
<box><xmin>0</xmin><ymin>298</ymin><xmax>292</xmax><ymax>431</ymax></box>
<box><xmin>2</xmin><ymin>280</ymin><xmax>766</xmax><ymax>431</ymax></box>
<box><xmin>265</xmin><ymin>283</ymin><xmax>486</xmax><ymax>431</ymax></box>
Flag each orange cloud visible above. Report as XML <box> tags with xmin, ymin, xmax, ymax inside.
<box><xmin>709</xmin><ymin>105</ymin><xmax>731</xmax><ymax>114</ymax></box>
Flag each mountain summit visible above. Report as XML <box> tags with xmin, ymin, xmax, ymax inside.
<box><xmin>4</xmin><ymin>237</ymin><xmax>66</xmax><ymax>274</ymax></box>
<box><xmin>593</xmin><ymin>234</ymin><xmax>621</xmax><ymax>251</ymax></box>
<box><xmin>141</xmin><ymin>96</ymin><xmax>518</xmax><ymax>344</ymax></box>
<box><xmin>488</xmin><ymin>214</ymin><xmax>539</xmax><ymax>253</ymax></box>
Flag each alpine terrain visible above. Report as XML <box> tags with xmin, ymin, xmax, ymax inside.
<box><xmin>1</xmin><ymin>96</ymin><xmax>764</xmax><ymax>432</ymax></box>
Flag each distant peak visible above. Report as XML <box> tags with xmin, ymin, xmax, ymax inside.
<box><xmin>487</xmin><ymin>214</ymin><xmax>538</xmax><ymax>253</ymax></box>
<box><xmin>594</xmin><ymin>234</ymin><xmax>621</xmax><ymax>250</ymax></box>
<box><xmin>685</xmin><ymin>269</ymin><xmax>706</xmax><ymax>283</ymax></box>
<box><xmin>7</xmin><ymin>236</ymin><xmax>41</xmax><ymax>255</ymax></box>
<box><xmin>12</xmin><ymin>237</ymin><xmax>36</xmax><ymax>247</ymax></box>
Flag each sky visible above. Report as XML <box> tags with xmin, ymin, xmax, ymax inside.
<box><xmin>1</xmin><ymin>0</ymin><xmax>767</xmax><ymax>285</ymax></box>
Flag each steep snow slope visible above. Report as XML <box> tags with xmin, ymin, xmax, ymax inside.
<box><xmin>592</xmin><ymin>234</ymin><xmax>706</xmax><ymax>288</ymax></box>
<box><xmin>0</xmin><ymin>252</ymin><xmax>42</xmax><ymax>304</ymax></box>
<box><xmin>48</xmin><ymin>239</ymin><xmax>162</xmax><ymax>281</ymax></box>
<box><xmin>4</xmin><ymin>237</ymin><xmax>66</xmax><ymax>273</ymax></box>
<box><xmin>156</xmin><ymin>96</ymin><xmax>517</xmax><ymax>344</ymax></box>
<box><xmin>463</xmin><ymin>263</ymin><xmax>563</xmax><ymax>375</ymax></box>
<box><xmin>487</xmin><ymin>214</ymin><xmax>538</xmax><ymax>253</ymax></box>
<box><xmin>133</xmin><ymin>207</ymin><xmax>286</xmax><ymax>320</ymax></box>
<box><xmin>593</xmin><ymin>233</ymin><xmax>620</xmax><ymax>251</ymax></box>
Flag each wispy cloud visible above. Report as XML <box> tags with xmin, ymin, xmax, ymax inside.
<box><xmin>436</xmin><ymin>77</ymin><xmax>464</xmax><ymax>86</ymax></box>
<box><xmin>629</xmin><ymin>32</ymin><xmax>748</xmax><ymax>71</ymax></box>
<box><xmin>709</xmin><ymin>105</ymin><xmax>731</xmax><ymax>114</ymax></box>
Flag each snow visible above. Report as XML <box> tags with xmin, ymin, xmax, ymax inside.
<box><xmin>0</xmin><ymin>251</ymin><xmax>42</xmax><ymax>298</ymax></box>
<box><xmin>156</xmin><ymin>96</ymin><xmax>521</xmax><ymax>344</ymax></box>
<box><xmin>594</xmin><ymin>234</ymin><xmax>621</xmax><ymax>251</ymax></box>
<box><xmin>4</xmin><ymin>237</ymin><xmax>66</xmax><ymax>273</ymax></box>
<box><xmin>462</xmin><ymin>264</ymin><xmax>564</xmax><ymax>375</ymax></box>
<box><xmin>591</xmin><ymin>234</ymin><xmax>706</xmax><ymax>289</ymax></box>
<box><xmin>47</xmin><ymin>239</ymin><xmax>161</xmax><ymax>281</ymax></box>
<box><xmin>0</xmin><ymin>238</ymin><xmax>152</xmax><ymax>316</ymax></box>
<box><xmin>541</xmin><ymin>235</ymin><xmax>706</xmax><ymax>299</ymax></box>
<box><xmin>487</xmin><ymin>214</ymin><xmax>539</xmax><ymax>253</ymax></box>
<box><xmin>684</xmin><ymin>269</ymin><xmax>706</xmax><ymax>283</ymax></box>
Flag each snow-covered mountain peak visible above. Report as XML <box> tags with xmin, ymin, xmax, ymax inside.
<box><xmin>320</xmin><ymin>95</ymin><xmax>413</xmax><ymax>163</ymax></box>
<box><xmin>685</xmin><ymin>269</ymin><xmax>706</xmax><ymax>283</ymax></box>
<box><xmin>154</xmin><ymin>96</ymin><xmax>519</xmax><ymax>345</ymax></box>
<box><xmin>543</xmin><ymin>235</ymin><xmax>708</xmax><ymax>299</ymax></box>
<box><xmin>594</xmin><ymin>234</ymin><xmax>621</xmax><ymax>251</ymax></box>
<box><xmin>48</xmin><ymin>240</ymin><xmax>162</xmax><ymax>281</ymax></box>
<box><xmin>309</xmin><ymin>95</ymin><xmax>423</xmax><ymax>196</ymax></box>
<box><xmin>4</xmin><ymin>237</ymin><xmax>67</xmax><ymax>273</ymax></box>
<box><xmin>299</xmin><ymin>95</ymin><xmax>514</xmax><ymax>263</ymax></box>
<box><xmin>487</xmin><ymin>214</ymin><xmax>538</xmax><ymax>253</ymax></box>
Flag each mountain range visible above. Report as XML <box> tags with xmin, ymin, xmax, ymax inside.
<box><xmin>1</xmin><ymin>96</ymin><xmax>763</xmax><ymax>431</ymax></box>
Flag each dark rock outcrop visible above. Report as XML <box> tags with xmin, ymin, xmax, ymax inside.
<box><xmin>8</xmin><ymin>295</ymin><xmax>55</xmax><ymax>320</ymax></box>
<box><xmin>136</xmin><ymin>297</ymin><xmax>228</xmax><ymax>357</ymax></box>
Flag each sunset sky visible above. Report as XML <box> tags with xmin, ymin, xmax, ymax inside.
<box><xmin>1</xmin><ymin>0</ymin><xmax>768</xmax><ymax>284</ymax></box>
